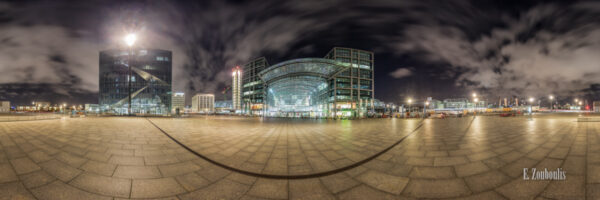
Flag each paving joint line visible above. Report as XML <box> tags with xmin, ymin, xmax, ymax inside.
<box><xmin>145</xmin><ymin>117</ymin><xmax>426</xmax><ymax>179</ymax></box>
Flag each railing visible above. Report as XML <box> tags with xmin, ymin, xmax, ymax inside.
<box><xmin>0</xmin><ymin>113</ymin><xmax>64</xmax><ymax>122</ymax></box>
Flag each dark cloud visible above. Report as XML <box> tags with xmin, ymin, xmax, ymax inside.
<box><xmin>391</xmin><ymin>2</ymin><xmax>600</xmax><ymax>97</ymax></box>
<box><xmin>390</xmin><ymin>68</ymin><xmax>412</xmax><ymax>79</ymax></box>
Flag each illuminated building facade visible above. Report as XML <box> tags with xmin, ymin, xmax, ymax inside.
<box><xmin>242</xmin><ymin>57</ymin><xmax>269</xmax><ymax>115</ymax></box>
<box><xmin>99</xmin><ymin>49</ymin><xmax>172</xmax><ymax>115</ymax></box>
<box><xmin>324</xmin><ymin>47</ymin><xmax>375</xmax><ymax>118</ymax></box>
<box><xmin>253</xmin><ymin>47</ymin><xmax>375</xmax><ymax>118</ymax></box>
<box><xmin>171</xmin><ymin>92</ymin><xmax>185</xmax><ymax>114</ymax></box>
<box><xmin>232</xmin><ymin>67</ymin><xmax>242</xmax><ymax>110</ymax></box>
<box><xmin>0</xmin><ymin>101</ymin><xmax>9</xmax><ymax>113</ymax></box>
<box><xmin>192</xmin><ymin>93</ymin><xmax>214</xmax><ymax>113</ymax></box>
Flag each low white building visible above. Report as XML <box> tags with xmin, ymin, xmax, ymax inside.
<box><xmin>171</xmin><ymin>92</ymin><xmax>185</xmax><ymax>114</ymax></box>
<box><xmin>192</xmin><ymin>94</ymin><xmax>214</xmax><ymax>113</ymax></box>
<box><xmin>85</xmin><ymin>104</ymin><xmax>100</xmax><ymax>114</ymax></box>
<box><xmin>0</xmin><ymin>101</ymin><xmax>10</xmax><ymax>113</ymax></box>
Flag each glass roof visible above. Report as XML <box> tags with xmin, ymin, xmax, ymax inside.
<box><xmin>259</xmin><ymin>58</ymin><xmax>349</xmax><ymax>83</ymax></box>
<box><xmin>267</xmin><ymin>76</ymin><xmax>328</xmax><ymax>112</ymax></box>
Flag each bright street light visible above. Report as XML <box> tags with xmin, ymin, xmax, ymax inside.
<box><xmin>124</xmin><ymin>33</ymin><xmax>136</xmax><ymax>47</ymax></box>
<box><xmin>528</xmin><ymin>97</ymin><xmax>534</xmax><ymax>103</ymax></box>
<box><xmin>575</xmin><ymin>98</ymin><xmax>578</xmax><ymax>102</ymax></box>
<box><xmin>425</xmin><ymin>101</ymin><xmax>430</xmax><ymax>106</ymax></box>
<box><xmin>124</xmin><ymin>33</ymin><xmax>138</xmax><ymax>115</ymax></box>
<box><xmin>407</xmin><ymin>98</ymin><xmax>412</xmax><ymax>104</ymax></box>
<box><xmin>578</xmin><ymin>101</ymin><xmax>582</xmax><ymax>106</ymax></box>
<box><xmin>549</xmin><ymin>95</ymin><xmax>554</xmax><ymax>100</ymax></box>
<box><xmin>473</xmin><ymin>98</ymin><xmax>479</xmax><ymax>103</ymax></box>
<box><xmin>472</xmin><ymin>93</ymin><xmax>477</xmax><ymax>97</ymax></box>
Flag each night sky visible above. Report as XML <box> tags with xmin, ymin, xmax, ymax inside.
<box><xmin>0</xmin><ymin>0</ymin><xmax>599</xmax><ymax>106</ymax></box>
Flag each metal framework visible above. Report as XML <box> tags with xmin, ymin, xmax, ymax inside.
<box><xmin>259</xmin><ymin>58</ymin><xmax>349</xmax><ymax>117</ymax></box>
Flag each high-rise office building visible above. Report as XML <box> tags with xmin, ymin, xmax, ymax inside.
<box><xmin>232</xmin><ymin>67</ymin><xmax>242</xmax><ymax>110</ymax></box>
<box><xmin>242</xmin><ymin>57</ymin><xmax>269</xmax><ymax>115</ymax></box>
<box><xmin>192</xmin><ymin>93</ymin><xmax>214</xmax><ymax>113</ymax></box>
<box><xmin>171</xmin><ymin>92</ymin><xmax>185</xmax><ymax>114</ymax></box>
<box><xmin>99</xmin><ymin>49</ymin><xmax>172</xmax><ymax>115</ymax></box>
<box><xmin>324</xmin><ymin>47</ymin><xmax>374</xmax><ymax>118</ymax></box>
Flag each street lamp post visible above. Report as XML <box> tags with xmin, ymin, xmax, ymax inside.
<box><xmin>407</xmin><ymin>98</ymin><xmax>412</xmax><ymax>118</ymax></box>
<box><xmin>424</xmin><ymin>101</ymin><xmax>429</xmax><ymax>118</ymax></box>
<box><xmin>528</xmin><ymin>97</ymin><xmax>534</xmax><ymax>115</ymax></box>
<box><xmin>549</xmin><ymin>95</ymin><xmax>554</xmax><ymax>112</ymax></box>
<box><xmin>473</xmin><ymin>98</ymin><xmax>479</xmax><ymax>114</ymax></box>
<box><xmin>124</xmin><ymin>33</ymin><xmax>136</xmax><ymax>115</ymax></box>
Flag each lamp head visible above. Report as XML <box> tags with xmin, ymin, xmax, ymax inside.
<box><xmin>124</xmin><ymin>33</ymin><xmax>136</xmax><ymax>47</ymax></box>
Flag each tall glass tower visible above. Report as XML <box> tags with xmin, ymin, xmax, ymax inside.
<box><xmin>99</xmin><ymin>49</ymin><xmax>172</xmax><ymax>115</ymax></box>
<box><xmin>232</xmin><ymin>66</ymin><xmax>242</xmax><ymax>111</ymax></box>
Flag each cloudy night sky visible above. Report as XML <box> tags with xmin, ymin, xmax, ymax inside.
<box><xmin>0</xmin><ymin>0</ymin><xmax>599</xmax><ymax>105</ymax></box>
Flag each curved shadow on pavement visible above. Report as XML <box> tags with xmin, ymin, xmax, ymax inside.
<box><xmin>146</xmin><ymin>117</ymin><xmax>426</xmax><ymax>179</ymax></box>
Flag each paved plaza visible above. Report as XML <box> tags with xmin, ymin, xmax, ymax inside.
<box><xmin>0</xmin><ymin>114</ymin><xmax>598</xmax><ymax>199</ymax></box>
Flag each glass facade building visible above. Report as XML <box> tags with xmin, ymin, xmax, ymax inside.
<box><xmin>242</xmin><ymin>57</ymin><xmax>269</xmax><ymax>115</ymax></box>
<box><xmin>99</xmin><ymin>49</ymin><xmax>172</xmax><ymax>115</ymax></box>
<box><xmin>252</xmin><ymin>47</ymin><xmax>375</xmax><ymax>118</ymax></box>
<box><xmin>324</xmin><ymin>47</ymin><xmax>375</xmax><ymax>118</ymax></box>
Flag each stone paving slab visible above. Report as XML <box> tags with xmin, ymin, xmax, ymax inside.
<box><xmin>149</xmin><ymin>117</ymin><xmax>421</xmax><ymax>176</ymax></box>
<box><xmin>0</xmin><ymin>114</ymin><xmax>596</xmax><ymax>199</ymax></box>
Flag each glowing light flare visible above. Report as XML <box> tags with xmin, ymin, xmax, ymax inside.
<box><xmin>528</xmin><ymin>97</ymin><xmax>534</xmax><ymax>103</ymax></box>
<box><xmin>407</xmin><ymin>98</ymin><xmax>412</xmax><ymax>104</ymax></box>
<box><xmin>124</xmin><ymin>33</ymin><xmax>136</xmax><ymax>47</ymax></box>
<box><xmin>473</xmin><ymin>98</ymin><xmax>479</xmax><ymax>103</ymax></box>
<box><xmin>232</xmin><ymin>67</ymin><xmax>241</xmax><ymax>76</ymax></box>
<box><xmin>549</xmin><ymin>95</ymin><xmax>554</xmax><ymax>100</ymax></box>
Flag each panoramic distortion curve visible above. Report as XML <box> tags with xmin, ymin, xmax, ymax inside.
<box><xmin>145</xmin><ymin>117</ymin><xmax>426</xmax><ymax>180</ymax></box>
